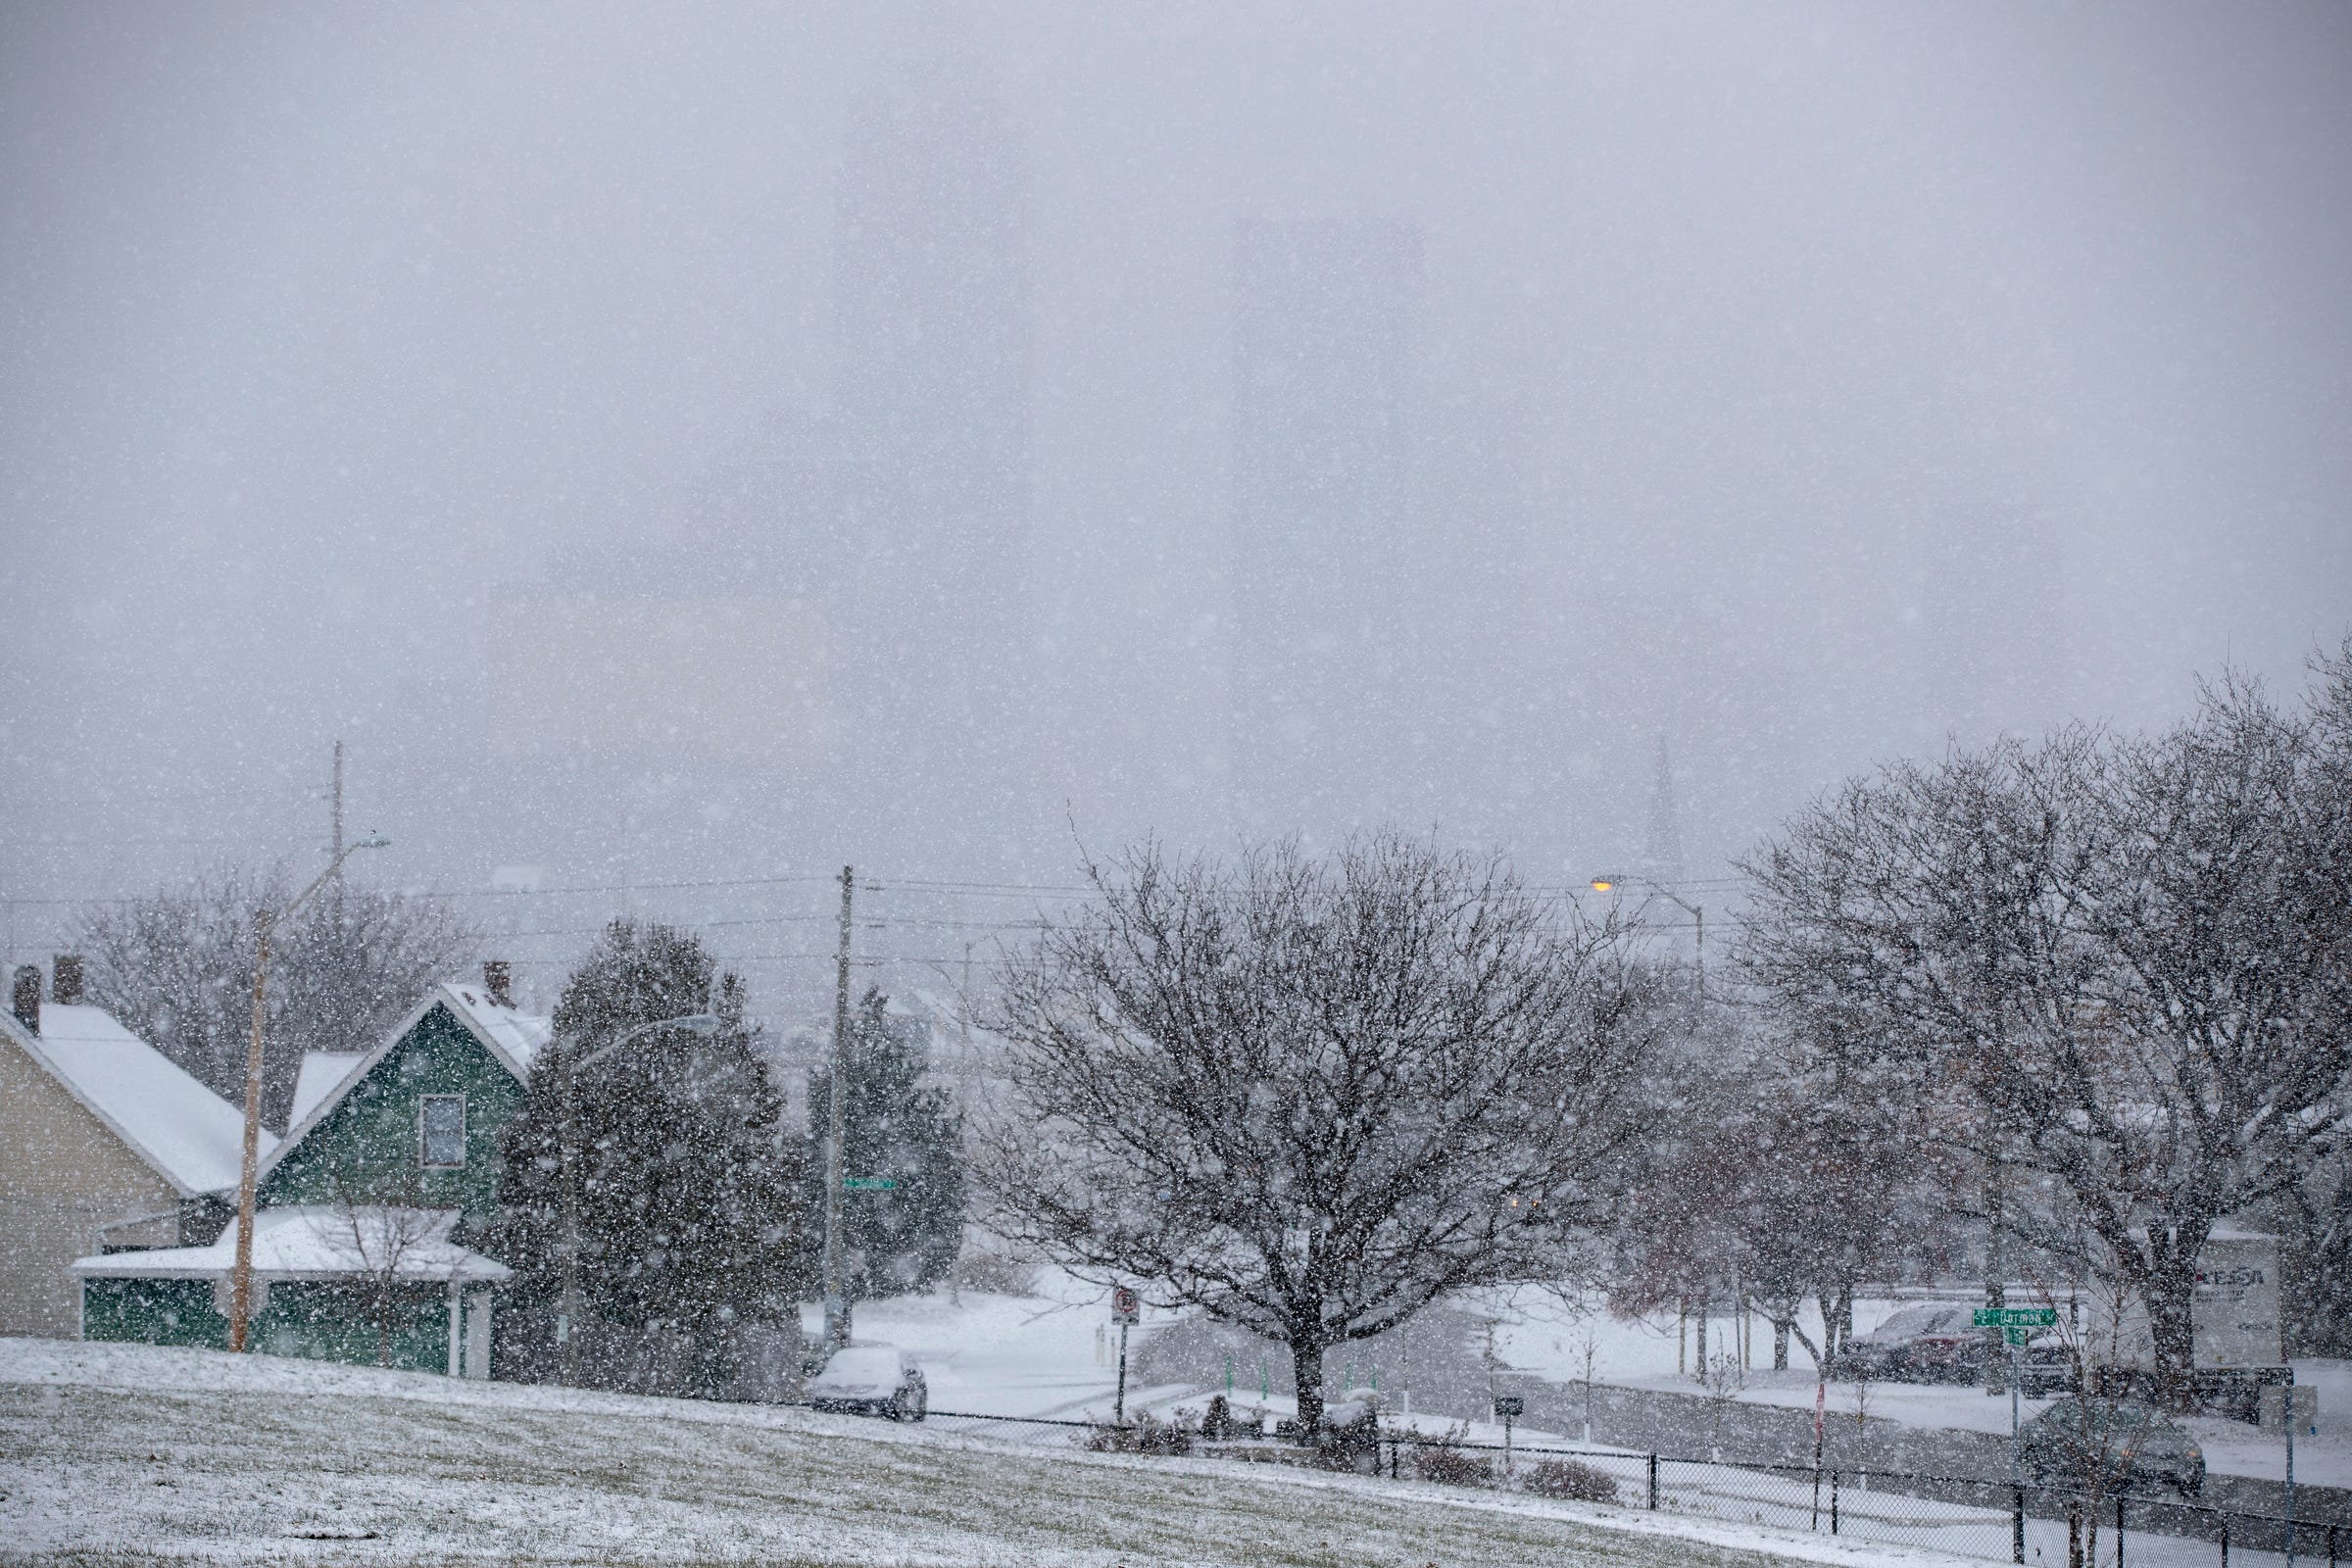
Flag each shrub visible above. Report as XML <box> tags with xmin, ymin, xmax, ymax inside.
<box><xmin>1312</xmin><ymin>1396</ymin><xmax>1382</xmax><ymax>1473</ymax></box>
<box><xmin>1521</xmin><ymin>1458</ymin><xmax>1620</xmax><ymax>1503</ymax></box>
<box><xmin>1080</xmin><ymin>1411</ymin><xmax>1196</xmax><ymax>1456</ymax></box>
<box><xmin>952</xmin><ymin>1245</ymin><xmax>1037</xmax><ymax>1297</ymax></box>
<box><xmin>1407</xmin><ymin>1426</ymin><xmax>1494</xmax><ymax>1488</ymax></box>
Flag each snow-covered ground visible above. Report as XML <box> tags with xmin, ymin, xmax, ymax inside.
<box><xmin>1480</xmin><ymin>1292</ymin><xmax>2351</xmax><ymax>1491</ymax></box>
<box><xmin>6</xmin><ymin>1334</ymin><xmax>2007</xmax><ymax>1568</ymax></box>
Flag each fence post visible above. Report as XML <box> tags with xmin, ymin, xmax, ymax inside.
<box><xmin>2221</xmin><ymin>1511</ymin><xmax>2230</xmax><ymax>1568</ymax></box>
<box><xmin>1648</xmin><ymin>1452</ymin><xmax>1659</xmax><ymax>1510</ymax></box>
<box><xmin>2013</xmin><ymin>1484</ymin><xmax>2027</xmax><ymax>1565</ymax></box>
<box><xmin>1831</xmin><ymin>1469</ymin><xmax>1839</xmax><ymax>1536</ymax></box>
<box><xmin>2115</xmin><ymin>1494</ymin><xmax>2124</xmax><ymax>1568</ymax></box>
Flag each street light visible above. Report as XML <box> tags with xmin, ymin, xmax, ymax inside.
<box><xmin>557</xmin><ymin>1006</ymin><xmax>719</xmax><ymax>1386</ymax></box>
<box><xmin>1588</xmin><ymin>873</ymin><xmax>1704</xmax><ymax>1002</ymax></box>
<box><xmin>227</xmin><ymin>835</ymin><xmax>391</xmax><ymax>1353</ymax></box>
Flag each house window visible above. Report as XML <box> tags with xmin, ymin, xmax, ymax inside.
<box><xmin>420</xmin><ymin>1095</ymin><xmax>466</xmax><ymax>1168</ymax></box>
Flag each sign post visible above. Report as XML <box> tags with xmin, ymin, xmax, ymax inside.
<box><xmin>1494</xmin><ymin>1395</ymin><xmax>1524</xmax><ymax>1476</ymax></box>
<box><xmin>1111</xmin><ymin>1287</ymin><xmax>1140</xmax><ymax>1424</ymax></box>
<box><xmin>1975</xmin><ymin>1306</ymin><xmax>2057</xmax><ymax>1521</ymax></box>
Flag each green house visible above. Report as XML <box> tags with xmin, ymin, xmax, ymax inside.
<box><xmin>74</xmin><ymin>973</ymin><xmax>550</xmax><ymax>1377</ymax></box>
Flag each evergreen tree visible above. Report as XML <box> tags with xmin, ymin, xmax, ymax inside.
<box><xmin>489</xmin><ymin>920</ymin><xmax>803</xmax><ymax>1390</ymax></box>
<box><xmin>803</xmin><ymin>989</ymin><xmax>966</xmax><ymax>1301</ymax></box>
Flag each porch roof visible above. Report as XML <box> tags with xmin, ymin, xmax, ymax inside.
<box><xmin>73</xmin><ymin>1205</ymin><xmax>512</xmax><ymax>1285</ymax></box>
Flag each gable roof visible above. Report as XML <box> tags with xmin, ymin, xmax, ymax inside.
<box><xmin>258</xmin><ymin>979</ymin><xmax>552</xmax><ymax>1184</ymax></box>
<box><xmin>0</xmin><ymin>1004</ymin><xmax>271</xmax><ymax>1198</ymax></box>
<box><xmin>289</xmin><ymin>1052</ymin><xmax>366</xmax><ymax>1129</ymax></box>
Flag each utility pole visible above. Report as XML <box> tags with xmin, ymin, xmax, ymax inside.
<box><xmin>329</xmin><ymin>740</ymin><xmax>345</xmax><ymax>927</ymax></box>
<box><xmin>226</xmin><ymin>835</ymin><xmax>389</xmax><ymax>1352</ymax></box>
<box><xmin>229</xmin><ymin>906</ymin><xmax>274</xmax><ymax>1353</ymax></box>
<box><xmin>822</xmin><ymin>865</ymin><xmax>854</xmax><ymax>1351</ymax></box>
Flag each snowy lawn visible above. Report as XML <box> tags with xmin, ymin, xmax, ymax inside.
<box><xmin>1483</xmin><ymin>1294</ymin><xmax>2351</xmax><ymax>1490</ymax></box>
<box><xmin>2</xmin><ymin>1337</ymin><xmax>2001</xmax><ymax>1568</ymax></box>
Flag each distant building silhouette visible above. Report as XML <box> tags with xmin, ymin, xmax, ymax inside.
<box><xmin>1228</xmin><ymin>217</ymin><xmax>1424</xmax><ymax>834</ymax></box>
<box><xmin>1640</xmin><ymin>735</ymin><xmax>1687</xmax><ymax>889</ymax></box>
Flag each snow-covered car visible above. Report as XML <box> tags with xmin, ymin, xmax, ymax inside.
<box><xmin>2020</xmin><ymin>1399</ymin><xmax>2203</xmax><ymax>1496</ymax></box>
<box><xmin>1836</xmin><ymin>1304</ymin><xmax>1991</xmax><ymax>1384</ymax></box>
<box><xmin>806</xmin><ymin>1347</ymin><xmax>927</xmax><ymax>1422</ymax></box>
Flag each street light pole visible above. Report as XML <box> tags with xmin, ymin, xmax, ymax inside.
<box><xmin>558</xmin><ymin>1006</ymin><xmax>719</xmax><ymax>1386</ymax></box>
<box><xmin>1589</xmin><ymin>874</ymin><xmax>1704</xmax><ymax>1002</ymax></box>
<box><xmin>227</xmin><ymin>835</ymin><xmax>391</xmax><ymax>1353</ymax></box>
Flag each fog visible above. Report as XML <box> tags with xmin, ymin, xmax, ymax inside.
<box><xmin>4</xmin><ymin>1</ymin><xmax>2348</xmax><ymax>1014</ymax></box>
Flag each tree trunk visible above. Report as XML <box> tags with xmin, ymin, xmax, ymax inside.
<box><xmin>1291</xmin><ymin>1340</ymin><xmax>1327</xmax><ymax>1434</ymax></box>
<box><xmin>1774</xmin><ymin>1319</ymin><xmax>1790</xmax><ymax>1371</ymax></box>
<box><xmin>2144</xmin><ymin>1245</ymin><xmax>2199</xmax><ymax>1410</ymax></box>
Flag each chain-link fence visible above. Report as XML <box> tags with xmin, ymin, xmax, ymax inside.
<box><xmin>912</xmin><ymin>1408</ymin><xmax>2343</xmax><ymax>1568</ymax></box>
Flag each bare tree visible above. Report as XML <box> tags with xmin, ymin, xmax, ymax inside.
<box><xmin>74</xmin><ymin>862</ymin><xmax>475</xmax><ymax>1127</ymax></box>
<box><xmin>324</xmin><ymin>1160</ymin><xmax>456</xmax><ymax>1369</ymax></box>
<box><xmin>1741</xmin><ymin>670</ymin><xmax>2352</xmax><ymax>1404</ymax></box>
<box><xmin>975</xmin><ymin>833</ymin><xmax>1673</xmax><ymax>1431</ymax></box>
<box><xmin>1609</xmin><ymin>1029</ymin><xmax>1936</xmax><ymax>1380</ymax></box>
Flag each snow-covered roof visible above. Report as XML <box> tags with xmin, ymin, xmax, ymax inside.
<box><xmin>0</xmin><ymin>1004</ymin><xmax>271</xmax><ymax>1198</ymax></box>
<box><xmin>73</xmin><ymin>1205</ymin><xmax>511</xmax><ymax>1284</ymax></box>
<box><xmin>289</xmin><ymin>1052</ymin><xmax>365</xmax><ymax>1129</ymax></box>
<box><xmin>440</xmin><ymin>980</ymin><xmax>553</xmax><ymax>1079</ymax></box>
<box><xmin>261</xmin><ymin>980</ymin><xmax>552</xmax><ymax>1180</ymax></box>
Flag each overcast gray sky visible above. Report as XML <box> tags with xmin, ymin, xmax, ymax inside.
<box><xmin>4</xmin><ymin>1</ymin><xmax>2347</xmax><ymax>1013</ymax></box>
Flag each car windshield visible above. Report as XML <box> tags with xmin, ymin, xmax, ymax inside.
<box><xmin>2041</xmin><ymin>1401</ymin><xmax>2166</xmax><ymax>1436</ymax></box>
<box><xmin>1868</xmin><ymin>1307</ymin><xmax>1943</xmax><ymax>1340</ymax></box>
<box><xmin>815</xmin><ymin>1348</ymin><xmax>903</xmax><ymax>1384</ymax></box>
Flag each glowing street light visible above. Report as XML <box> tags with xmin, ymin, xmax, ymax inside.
<box><xmin>1587</xmin><ymin>873</ymin><xmax>1703</xmax><ymax>1001</ymax></box>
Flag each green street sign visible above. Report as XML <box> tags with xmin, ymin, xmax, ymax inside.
<box><xmin>843</xmin><ymin>1176</ymin><xmax>897</xmax><ymax>1192</ymax></box>
<box><xmin>2005</xmin><ymin>1327</ymin><xmax>2031</xmax><ymax>1346</ymax></box>
<box><xmin>1972</xmin><ymin>1307</ymin><xmax>2057</xmax><ymax>1328</ymax></box>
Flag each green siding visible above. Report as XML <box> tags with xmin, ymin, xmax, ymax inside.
<box><xmin>81</xmin><ymin>1278</ymin><xmax>226</xmax><ymax>1349</ymax></box>
<box><xmin>258</xmin><ymin>1003</ymin><xmax>525</xmax><ymax>1221</ymax></box>
<box><xmin>250</xmin><ymin>1282</ymin><xmax>451</xmax><ymax>1370</ymax></box>
<box><xmin>82</xmin><ymin>1277</ymin><xmax>454</xmax><ymax>1372</ymax></box>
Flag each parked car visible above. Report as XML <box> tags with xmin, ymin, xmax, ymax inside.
<box><xmin>1837</xmin><ymin>1305</ymin><xmax>1992</xmax><ymax>1384</ymax></box>
<box><xmin>2019</xmin><ymin>1399</ymin><xmax>2204</xmax><ymax>1496</ymax></box>
<box><xmin>2019</xmin><ymin>1334</ymin><xmax>2077</xmax><ymax>1398</ymax></box>
<box><xmin>806</xmin><ymin>1347</ymin><xmax>927</xmax><ymax>1422</ymax></box>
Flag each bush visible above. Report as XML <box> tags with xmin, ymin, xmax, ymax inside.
<box><xmin>1311</xmin><ymin>1396</ymin><xmax>1382</xmax><ymax>1473</ymax></box>
<box><xmin>1080</xmin><ymin>1411</ymin><xmax>1195</xmax><ymax>1456</ymax></box>
<box><xmin>1521</xmin><ymin>1458</ymin><xmax>1620</xmax><ymax>1503</ymax></box>
<box><xmin>952</xmin><ymin>1245</ymin><xmax>1037</xmax><ymax>1298</ymax></box>
<box><xmin>1407</xmin><ymin>1426</ymin><xmax>1494</xmax><ymax>1488</ymax></box>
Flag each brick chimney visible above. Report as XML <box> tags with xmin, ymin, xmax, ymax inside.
<box><xmin>52</xmin><ymin>954</ymin><xmax>84</xmax><ymax>1006</ymax></box>
<box><xmin>481</xmin><ymin>959</ymin><xmax>513</xmax><ymax>1008</ymax></box>
<box><xmin>11</xmin><ymin>966</ymin><xmax>39</xmax><ymax>1035</ymax></box>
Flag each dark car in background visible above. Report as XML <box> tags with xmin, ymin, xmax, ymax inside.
<box><xmin>2020</xmin><ymin>1399</ymin><xmax>2204</xmax><ymax>1495</ymax></box>
<box><xmin>2019</xmin><ymin>1334</ymin><xmax>2077</xmax><ymax>1398</ymax></box>
<box><xmin>1837</xmin><ymin>1304</ymin><xmax>1993</xmax><ymax>1384</ymax></box>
